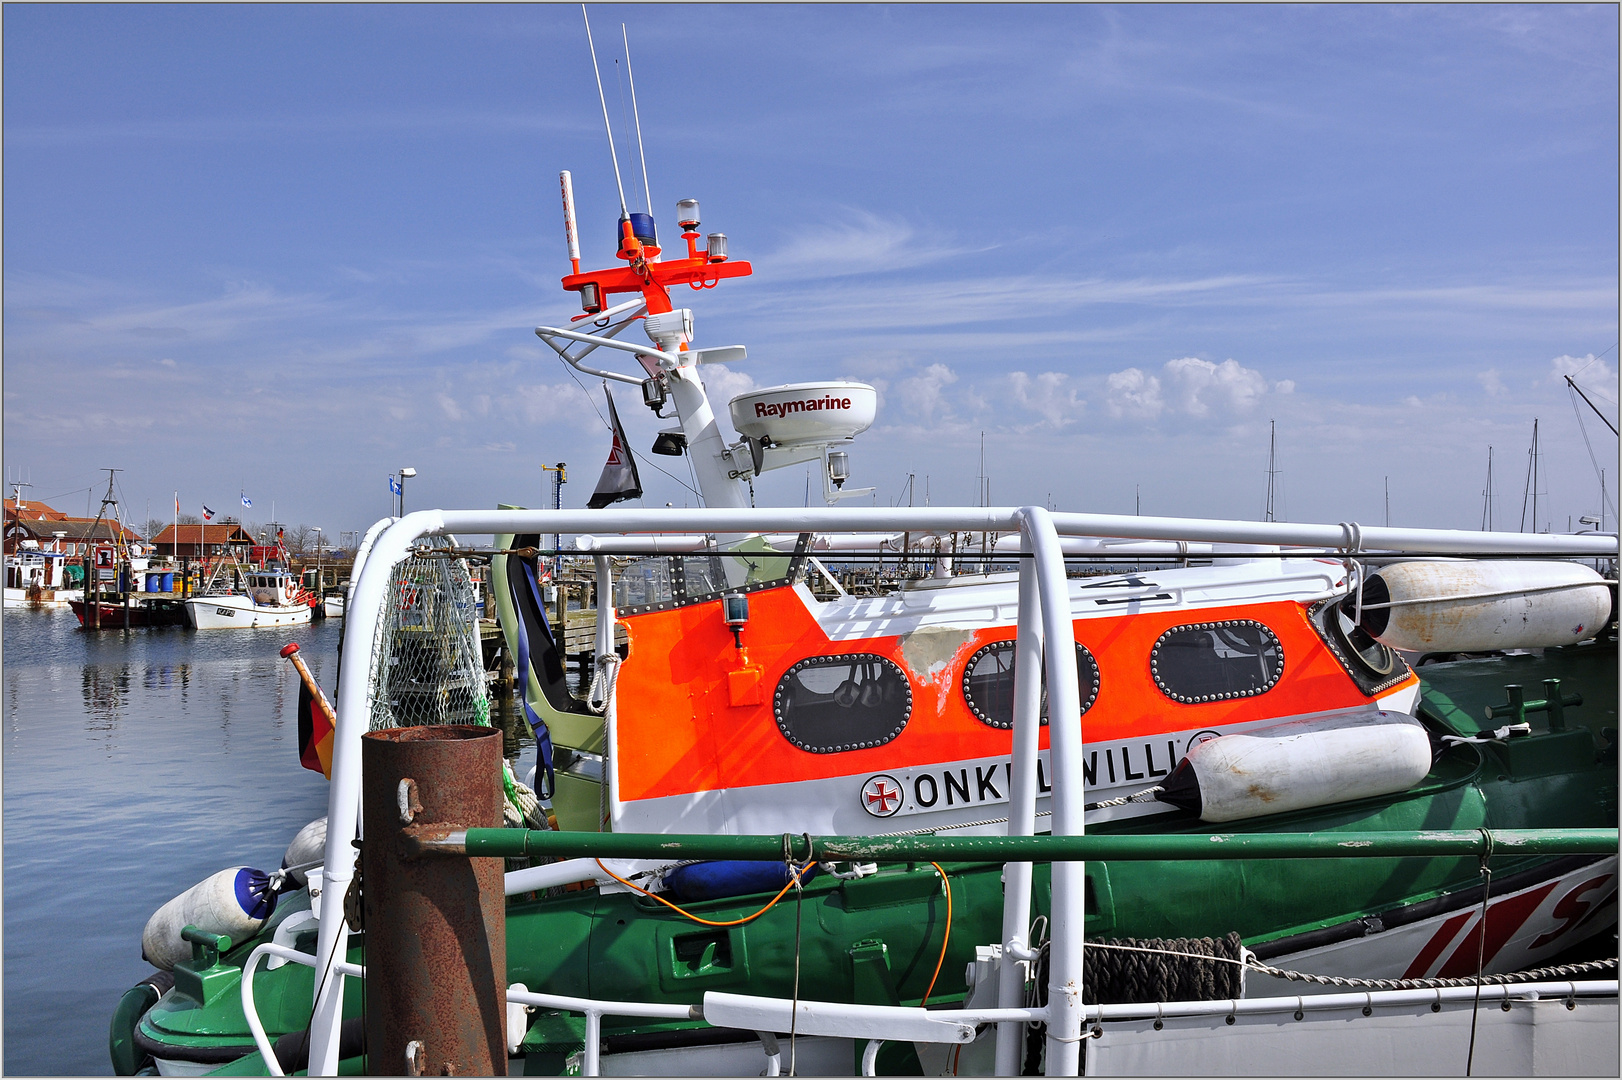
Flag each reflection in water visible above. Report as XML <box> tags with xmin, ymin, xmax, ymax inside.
<box><xmin>1</xmin><ymin>612</ymin><xmax>346</xmax><ymax>1075</ymax></box>
<box><xmin>81</xmin><ymin>662</ymin><xmax>133</xmax><ymax>734</ymax></box>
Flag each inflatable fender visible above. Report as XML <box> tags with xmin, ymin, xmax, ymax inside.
<box><xmin>663</xmin><ymin>860</ymin><xmax>819</xmax><ymax>903</ymax></box>
<box><xmin>1158</xmin><ymin>709</ymin><xmax>1433</xmax><ymax>823</ymax></box>
<box><xmin>141</xmin><ymin>867</ymin><xmax>277</xmax><ymax>971</ymax></box>
<box><xmin>1357</xmin><ymin>561</ymin><xmax>1612</xmax><ymax>653</ymax></box>
<box><xmin>277</xmin><ymin>816</ymin><xmax>327</xmax><ymax>890</ymax></box>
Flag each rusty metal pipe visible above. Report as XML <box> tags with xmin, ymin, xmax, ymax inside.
<box><xmin>361</xmin><ymin>724</ymin><xmax>508</xmax><ymax>1076</ymax></box>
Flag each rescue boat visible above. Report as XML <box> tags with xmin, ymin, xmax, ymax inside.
<box><xmin>111</xmin><ymin>74</ymin><xmax>1618</xmax><ymax>1076</ymax></box>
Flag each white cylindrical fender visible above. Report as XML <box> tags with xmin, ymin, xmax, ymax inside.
<box><xmin>279</xmin><ymin>816</ymin><xmax>327</xmax><ymax>889</ymax></box>
<box><xmin>1358</xmin><ymin>561</ymin><xmax>1612</xmax><ymax>653</ymax></box>
<box><xmin>141</xmin><ymin>867</ymin><xmax>277</xmax><ymax>971</ymax></box>
<box><xmin>1157</xmin><ymin>709</ymin><xmax>1433</xmax><ymax>823</ymax></box>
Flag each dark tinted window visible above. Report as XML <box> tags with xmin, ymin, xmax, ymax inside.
<box><xmin>773</xmin><ymin>654</ymin><xmax>912</xmax><ymax>753</ymax></box>
<box><xmin>962</xmin><ymin>642</ymin><xmax>1100</xmax><ymax>729</ymax></box>
<box><xmin>1151</xmin><ymin>621</ymin><xmax>1284</xmax><ymax>703</ymax></box>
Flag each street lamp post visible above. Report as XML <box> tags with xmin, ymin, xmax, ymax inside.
<box><xmin>398</xmin><ymin>467</ymin><xmax>417</xmax><ymax>517</ymax></box>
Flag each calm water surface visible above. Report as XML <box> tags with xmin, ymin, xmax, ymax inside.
<box><xmin>4</xmin><ymin>610</ymin><xmax>339</xmax><ymax>1075</ymax></box>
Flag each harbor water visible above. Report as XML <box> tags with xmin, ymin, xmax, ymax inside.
<box><xmin>3</xmin><ymin>610</ymin><xmax>340</xmax><ymax>1074</ymax></box>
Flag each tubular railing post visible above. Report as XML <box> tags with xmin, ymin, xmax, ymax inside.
<box><xmin>593</xmin><ymin>555</ymin><xmax>615</xmax><ymax>657</ymax></box>
<box><xmin>996</xmin><ymin>541</ymin><xmax>1045</xmax><ymax>1075</ymax></box>
<box><xmin>311</xmin><ymin>512</ymin><xmax>440</xmax><ymax>1075</ymax></box>
<box><xmin>1018</xmin><ymin>506</ymin><xmax>1086</xmax><ymax>1076</ymax></box>
<box><xmin>583</xmin><ymin>1010</ymin><xmax>602</xmax><ymax>1076</ymax></box>
<box><xmin>362</xmin><ymin>724</ymin><xmax>508</xmax><ymax>1076</ymax></box>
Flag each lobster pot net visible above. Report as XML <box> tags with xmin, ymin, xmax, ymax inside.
<box><xmin>366</xmin><ymin>554</ymin><xmax>490</xmax><ymax>732</ymax></box>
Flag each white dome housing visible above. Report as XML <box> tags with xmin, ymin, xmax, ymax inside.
<box><xmin>729</xmin><ymin>381</ymin><xmax>877</xmax><ymax>446</ymax></box>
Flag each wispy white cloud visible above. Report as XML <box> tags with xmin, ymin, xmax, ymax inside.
<box><xmin>761</xmin><ymin>210</ymin><xmax>975</xmax><ymax>281</ymax></box>
<box><xmin>4</xmin><ymin>109</ymin><xmax>580</xmax><ymax>147</ymax></box>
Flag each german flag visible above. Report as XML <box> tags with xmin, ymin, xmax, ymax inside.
<box><xmin>297</xmin><ymin>677</ymin><xmax>334</xmax><ymax>778</ymax></box>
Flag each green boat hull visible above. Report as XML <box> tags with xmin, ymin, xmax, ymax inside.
<box><xmin>116</xmin><ymin>640</ymin><xmax>1617</xmax><ymax>1075</ymax></box>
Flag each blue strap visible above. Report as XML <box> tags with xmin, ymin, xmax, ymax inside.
<box><xmin>512</xmin><ymin>558</ymin><xmax>557</xmax><ymax>800</ymax></box>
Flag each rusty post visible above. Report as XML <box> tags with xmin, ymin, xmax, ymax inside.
<box><xmin>362</xmin><ymin>725</ymin><xmax>508</xmax><ymax>1076</ymax></box>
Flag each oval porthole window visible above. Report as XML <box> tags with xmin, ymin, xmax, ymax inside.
<box><xmin>773</xmin><ymin>654</ymin><xmax>912</xmax><ymax>754</ymax></box>
<box><xmin>962</xmin><ymin>642</ymin><xmax>1100</xmax><ymax>729</ymax></box>
<box><xmin>1151</xmin><ymin>620</ymin><xmax>1284</xmax><ymax>704</ymax></box>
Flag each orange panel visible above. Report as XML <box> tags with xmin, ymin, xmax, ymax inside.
<box><xmin>614</xmin><ymin>587</ymin><xmax>1416</xmax><ymax>803</ymax></box>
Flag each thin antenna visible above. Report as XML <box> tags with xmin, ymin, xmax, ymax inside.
<box><xmin>1481</xmin><ymin>446</ymin><xmax>1494</xmax><ymax>531</ymax></box>
<box><xmin>622</xmin><ymin>24</ymin><xmax>653</xmax><ymax>217</ymax></box>
<box><xmin>1384</xmin><ymin>476</ymin><xmax>1390</xmax><ymax>527</ymax></box>
<box><xmin>581</xmin><ymin>6</ymin><xmax>628</xmax><ymax>217</ymax></box>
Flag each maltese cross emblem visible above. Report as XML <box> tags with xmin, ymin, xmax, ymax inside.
<box><xmin>861</xmin><ymin>774</ymin><xmax>903</xmax><ymax>817</ymax></box>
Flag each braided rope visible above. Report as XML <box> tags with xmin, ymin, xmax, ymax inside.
<box><xmin>1081</xmin><ymin>939</ymin><xmax>1617</xmax><ymax>993</ymax></box>
<box><xmin>1244</xmin><ymin>954</ymin><xmax>1617</xmax><ymax>991</ymax></box>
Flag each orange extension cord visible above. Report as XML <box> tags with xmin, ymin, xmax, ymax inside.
<box><xmin>594</xmin><ymin>858</ymin><xmax>819</xmax><ymax>928</ymax></box>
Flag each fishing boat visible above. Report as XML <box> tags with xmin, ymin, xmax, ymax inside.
<box><xmin>110</xmin><ymin>42</ymin><xmax>1618</xmax><ymax>1077</ymax></box>
<box><xmin>184</xmin><ymin>547</ymin><xmax>319</xmax><ymax>630</ymax></box>
<box><xmin>3</xmin><ymin>542</ymin><xmax>80</xmax><ymax>609</ymax></box>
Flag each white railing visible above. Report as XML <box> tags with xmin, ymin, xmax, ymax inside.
<box><xmin>505</xmin><ymin>986</ymin><xmax>700</xmax><ymax>1077</ymax></box>
<box><xmin>304</xmin><ymin>504</ymin><xmax>1617</xmax><ymax>1076</ymax></box>
<box><xmin>242</xmin><ymin>942</ymin><xmax>365</xmax><ymax>1077</ymax></box>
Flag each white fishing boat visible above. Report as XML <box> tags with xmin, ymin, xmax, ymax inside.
<box><xmin>3</xmin><ymin>542</ymin><xmax>81</xmax><ymax>608</ymax></box>
<box><xmin>184</xmin><ymin>568</ymin><xmax>316</xmax><ymax>629</ymax></box>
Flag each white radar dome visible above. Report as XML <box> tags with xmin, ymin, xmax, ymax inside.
<box><xmin>729</xmin><ymin>381</ymin><xmax>877</xmax><ymax>446</ymax></box>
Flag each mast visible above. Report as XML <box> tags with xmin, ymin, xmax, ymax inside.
<box><xmin>1520</xmin><ymin>419</ymin><xmax>1542</xmax><ymax>533</ymax></box>
<box><xmin>1480</xmin><ymin>447</ymin><xmax>1494</xmax><ymax>531</ymax></box>
<box><xmin>1263</xmin><ymin>420</ymin><xmax>1279</xmax><ymax>523</ymax></box>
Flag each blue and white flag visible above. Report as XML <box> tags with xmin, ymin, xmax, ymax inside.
<box><xmin>388</xmin><ymin>475</ymin><xmax>401</xmax><ymax>496</ymax></box>
<box><xmin>241</xmin><ymin>492</ymin><xmax>252</xmax><ymax>509</ymax></box>
<box><xmin>202</xmin><ymin>505</ymin><xmax>215</xmax><ymax>521</ymax></box>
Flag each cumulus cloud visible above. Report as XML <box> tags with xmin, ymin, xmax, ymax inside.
<box><xmin>1477</xmin><ymin>369</ymin><xmax>1508</xmax><ymax>397</ymax></box>
<box><xmin>1105</xmin><ymin>367</ymin><xmax>1163</xmax><ymax>419</ymax></box>
<box><xmin>1550</xmin><ymin>354</ymin><xmax>1617</xmax><ymax>399</ymax></box>
<box><xmin>696</xmin><ymin>363</ymin><xmax>758</xmax><ymax>408</ymax></box>
<box><xmin>894</xmin><ymin>363</ymin><xmax>959</xmax><ymax>422</ymax></box>
<box><xmin>1105</xmin><ymin>357</ymin><xmax>1273</xmax><ymax>420</ymax></box>
<box><xmin>1163</xmin><ymin>357</ymin><xmax>1269</xmax><ymax>416</ymax></box>
<box><xmin>1008</xmin><ymin>371</ymin><xmax>1085</xmax><ymax>427</ymax></box>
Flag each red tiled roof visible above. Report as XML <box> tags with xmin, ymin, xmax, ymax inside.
<box><xmin>4</xmin><ymin>497</ymin><xmax>68</xmax><ymax>521</ymax></box>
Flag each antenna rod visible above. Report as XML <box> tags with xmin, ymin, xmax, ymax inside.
<box><xmin>622</xmin><ymin>24</ymin><xmax>653</xmax><ymax>217</ymax></box>
<box><xmin>559</xmin><ymin>170</ymin><xmax>582</xmax><ymax>275</ymax></box>
<box><xmin>581</xmin><ymin>6</ymin><xmax>628</xmax><ymax>217</ymax></box>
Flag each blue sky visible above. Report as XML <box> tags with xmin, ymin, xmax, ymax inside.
<box><xmin>5</xmin><ymin>4</ymin><xmax>1617</xmax><ymax>543</ymax></box>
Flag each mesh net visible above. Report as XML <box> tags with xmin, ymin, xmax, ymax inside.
<box><xmin>367</xmin><ymin>553</ymin><xmax>490</xmax><ymax>731</ymax></box>
<box><xmin>363</xmin><ymin>551</ymin><xmax>541</xmax><ymax>829</ymax></box>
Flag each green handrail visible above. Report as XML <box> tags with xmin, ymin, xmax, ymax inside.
<box><xmin>456</xmin><ymin>827</ymin><xmax>1618</xmax><ymax>863</ymax></box>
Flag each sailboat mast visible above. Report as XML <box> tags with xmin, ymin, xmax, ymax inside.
<box><xmin>1263</xmin><ymin>420</ymin><xmax>1278</xmax><ymax>523</ymax></box>
<box><xmin>1520</xmin><ymin>418</ymin><xmax>1542</xmax><ymax>533</ymax></box>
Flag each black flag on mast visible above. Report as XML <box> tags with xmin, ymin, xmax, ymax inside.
<box><xmin>587</xmin><ymin>385</ymin><xmax>643</xmax><ymax>509</ymax></box>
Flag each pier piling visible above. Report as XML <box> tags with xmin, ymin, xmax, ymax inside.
<box><xmin>361</xmin><ymin>724</ymin><xmax>508</xmax><ymax>1076</ymax></box>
